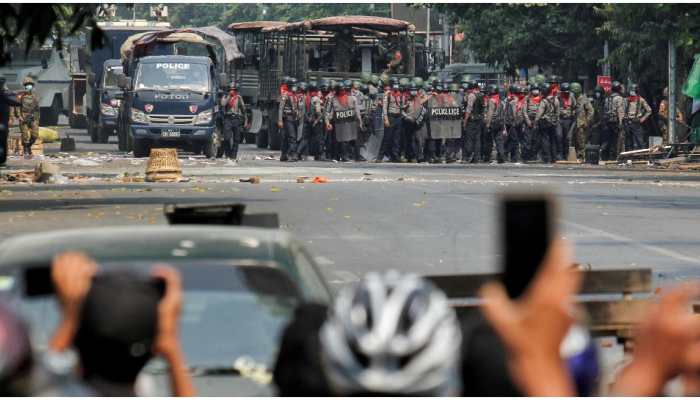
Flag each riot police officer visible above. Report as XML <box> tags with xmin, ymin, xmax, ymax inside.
<box><xmin>522</xmin><ymin>84</ymin><xmax>544</xmax><ymax>161</ymax></box>
<box><xmin>278</xmin><ymin>78</ymin><xmax>299</xmax><ymax>161</ymax></box>
<box><xmin>326</xmin><ymin>80</ymin><xmax>363</xmax><ymax>162</ymax></box>
<box><xmin>221</xmin><ymin>82</ymin><xmax>248</xmax><ymax>161</ymax></box>
<box><xmin>601</xmin><ymin>81</ymin><xmax>625</xmax><ymax>160</ymax></box>
<box><xmin>534</xmin><ymin>82</ymin><xmax>560</xmax><ymax>163</ymax></box>
<box><xmin>461</xmin><ymin>81</ymin><xmax>484</xmax><ymax>163</ymax></box>
<box><xmin>377</xmin><ymin>78</ymin><xmax>403</xmax><ymax>163</ymax></box>
<box><xmin>16</xmin><ymin>76</ymin><xmax>40</xmax><ymax>158</ymax></box>
<box><xmin>558</xmin><ymin>82</ymin><xmax>577</xmax><ymax>160</ymax></box>
<box><xmin>484</xmin><ymin>84</ymin><xmax>506</xmax><ymax>163</ymax></box>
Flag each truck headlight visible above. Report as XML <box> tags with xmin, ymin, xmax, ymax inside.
<box><xmin>194</xmin><ymin>109</ymin><xmax>213</xmax><ymax>125</ymax></box>
<box><xmin>100</xmin><ymin>103</ymin><xmax>117</xmax><ymax>117</ymax></box>
<box><xmin>131</xmin><ymin>108</ymin><xmax>149</xmax><ymax>124</ymax></box>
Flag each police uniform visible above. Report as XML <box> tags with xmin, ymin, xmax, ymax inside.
<box><xmin>590</xmin><ymin>91</ymin><xmax>606</xmax><ymax>148</ymax></box>
<box><xmin>16</xmin><ymin>80</ymin><xmax>40</xmax><ymax>155</ymax></box>
<box><xmin>484</xmin><ymin>93</ymin><xmax>506</xmax><ymax>163</ymax></box>
<box><xmin>402</xmin><ymin>92</ymin><xmax>425</xmax><ymax>163</ymax></box>
<box><xmin>354</xmin><ymin>89</ymin><xmax>369</xmax><ymax>161</ymax></box>
<box><xmin>379</xmin><ymin>89</ymin><xmax>403</xmax><ymax>162</ymax></box>
<box><xmin>278</xmin><ymin>91</ymin><xmax>299</xmax><ymax>161</ymax></box>
<box><xmin>558</xmin><ymin>93</ymin><xmax>577</xmax><ymax>160</ymax></box>
<box><xmin>505</xmin><ymin>94</ymin><xmax>526</xmax><ymax>162</ymax></box>
<box><xmin>327</xmin><ymin>92</ymin><xmax>363</xmax><ymax>162</ymax></box>
<box><xmin>222</xmin><ymin>89</ymin><xmax>247</xmax><ymax>160</ymax></box>
<box><xmin>535</xmin><ymin>93</ymin><xmax>560</xmax><ymax>163</ymax></box>
<box><xmin>601</xmin><ymin>91</ymin><xmax>625</xmax><ymax>160</ymax></box>
<box><xmin>623</xmin><ymin>93</ymin><xmax>652</xmax><ymax>150</ymax></box>
<box><xmin>574</xmin><ymin>94</ymin><xmax>594</xmax><ymax>159</ymax></box>
<box><xmin>461</xmin><ymin>89</ymin><xmax>484</xmax><ymax>163</ymax></box>
<box><xmin>522</xmin><ymin>94</ymin><xmax>542</xmax><ymax>161</ymax></box>
<box><xmin>309</xmin><ymin>92</ymin><xmax>326</xmax><ymax>160</ymax></box>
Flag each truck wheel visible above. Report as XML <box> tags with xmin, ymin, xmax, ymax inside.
<box><xmin>203</xmin><ymin>133</ymin><xmax>219</xmax><ymax>159</ymax></box>
<box><xmin>97</xmin><ymin>127</ymin><xmax>110</xmax><ymax>144</ymax></box>
<box><xmin>117</xmin><ymin>128</ymin><xmax>127</xmax><ymax>151</ymax></box>
<box><xmin>256</xmin><ymin>129</ymin><xmax>268</xmax><ymax>149</ymax></box>
<box><xmin>133</xmin><ymin>139</ymin><xmax>150</xmax><ymax>158</ymax></box>
<box><xmin>269</xmin><ymin>124</ymin><xmax>281</xmax><ymax>151</ymax></box>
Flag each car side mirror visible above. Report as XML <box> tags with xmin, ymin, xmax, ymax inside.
<box><xmin>87</xmin><ymin>73</ymin><xmax>95</xmax><ymax>86</ymax></box>
<box><xmin>219</xmin><ymin>73</ymin><xmax>229</xmax><ymax>89</ymax></box>
<box><xmin>117</xmin><ymin>74</ymin><xmax>129</xmax><ymax>90</ymax></box>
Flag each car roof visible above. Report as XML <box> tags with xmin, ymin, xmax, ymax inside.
<box><xmin>0</xmin><ymin>225</ymin><xmax>295</xmax><ymax>269</ymax></box>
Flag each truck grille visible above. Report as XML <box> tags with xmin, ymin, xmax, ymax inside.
<box><xmin>148</xmin><ymin>114</ymin><xmax>195</xmax><ymax>125</ymax></box>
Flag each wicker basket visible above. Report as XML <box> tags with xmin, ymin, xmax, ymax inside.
<box><xmin>145</xmin><ymin>148</ymin><xmax>182</xmax><ymax>182</ymax></box>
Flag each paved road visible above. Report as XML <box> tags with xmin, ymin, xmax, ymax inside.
<box><xmin>2</xmin><ymin>128</ymin><xmax>700</xmax><ymax>288</ymax></box>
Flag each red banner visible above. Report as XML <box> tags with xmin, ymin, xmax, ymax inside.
<box><xmin>597</xmin><ymin>75</ymin><xmax>612</xmax><ymax>93</ymax></box>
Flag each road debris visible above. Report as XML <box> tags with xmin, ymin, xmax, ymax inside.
<box><xmin>240</xmin><ymin>177</ymin><xmax>261</xmax><ymax>184</ymax></box>
<box><xmin>145</xmin><ymin>148</ymin><xmax>184</xmax><ymax>183</ymax></box>
<box><xmin>312</xmin><ymin>176</ymin><xmax>329</xmax><ymax>184</ymax></box>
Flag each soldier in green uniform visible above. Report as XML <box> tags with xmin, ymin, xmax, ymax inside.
<box><xmin>522</xmin><ymin>84</ymin><xmax>543</xmax><ymax>161</ymax></box>
<box><xmin>16</xmin><ymin>76</ymin><xmax>40</xmax><ymax>158</ymax></box>
<box><xmin>590</xmin><ymin>86</ymin><xmax>606</xmax><ymax>148</ymax></box>
<box><xmin>570</xmin><ymin>82</ymin><xmax>594</xmax><ymax>160</ymax></box>
<box><xmin>623</xmin><ymin>83</ymin><xmax>652</xmax><ymax>150</ymax></box>
<box><xmin>278</xmin><ymin>79</ymin><xmax>299</xmax><ymax>162</ymax></box>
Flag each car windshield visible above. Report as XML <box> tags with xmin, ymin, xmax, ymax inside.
<box><xmin>14</xmin><ymin>261</ymin><xmax>300</xmax><ymax>370</ymax></box>
<box><xmin>103</xmin><ymin>65</ymin><xmax>123</xmax><ymax>88</ymax></box>
<box><xmin>135</xmin><ymin>62</ymin><xmax>210</xmax><ymax>92</ymax></box>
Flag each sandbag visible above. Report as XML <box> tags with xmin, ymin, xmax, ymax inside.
<box><xmin>39</xmin><ymin>127</ymin><xmax>59</xmax><ymax>143</ymax></box>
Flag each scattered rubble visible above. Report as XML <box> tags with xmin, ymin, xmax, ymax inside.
<box><xmin>616</xmin><ymin>144</ymin><xmax>700</xmax><ymax>170</ymax></box>
<box><xmin>239</xmin><ymin>177</ymin><xmax>261</xmax><ymax>184</ymax></box>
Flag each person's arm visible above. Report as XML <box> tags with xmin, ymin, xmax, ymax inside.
<box><xmin>611</xmin><ymin>283</ymin><xmax>700</xmax><ymax>396</ymax></box>
<box><xmin>354</xmin><ymin>98</ymin><xmax>363</xmax><ymax>130</ymax></box>
<box><xmin>535</xmin><ymin>100</ymin><xmax>546</xmax><ymax>123</ymax></box>
<box><xmin>616</xmin><ymin>96</ymin><xmax>625</xmax><ymax>125</ymax></box>
<box><xmin>49</xmin><ymin>252</ymin><xmax>98</xmax><ymax>352</ymax></box>
<box><xmin>485</xmin><ymin>99</ymin><xmax>494</xmax><ymax>128</ymax></box>
<box><xmin>151</xmin><ymin>265</ymin><xmax>196</xmax><ymax>397</ymax></box>
<box><xmin>240</xmin><ymin>98</ymin><xmax>249</xmax><ymax>128</ymax></box>
<box><xmin>479</xmin><ymin>239</ymin><xmax>579</xmax><ymax>396</ymax></box>
<box><xmin>463</xmin><ymin>94</ymin><xmax>474</xmax><ymax>126</ymax></box>
<box><xmin>383</xmin><ymin>92</ymin><xmax>390</xmax><ymax>127</ymax></box>
<box><xmin>277</xmin><ymin>95</ymin><xmax>285</xmax><ymax>128</ymax></box>
<box><xmin>585</xmin><ymin>99</ymin><xmax>595</xmax><ymax>125</ymax></box>
<box><xmin>523</xmin><ymin>99</ymin><xmax>532</xmax><ymax>127</ymax></box>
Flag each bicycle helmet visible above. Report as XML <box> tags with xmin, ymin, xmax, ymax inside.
<box><xmin>319</xmin><ymin>271</ymin><xmax>462</xmax><ymax>396</ymax></box>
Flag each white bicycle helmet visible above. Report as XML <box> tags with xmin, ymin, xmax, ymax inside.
<box><xmin>320</xmin><ymin>270</ymin><xmax>462</xmax><ymax>396</ymax></box>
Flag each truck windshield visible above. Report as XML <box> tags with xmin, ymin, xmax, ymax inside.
<box><xmin>103</xmin><ymin>65</ymin><xmax>123</xmax><ymax>88</ymax></box>
<box><xmin>135</xmin><ymin>62</ymin><xmax>210</xmax><ymax>92</ymax></box>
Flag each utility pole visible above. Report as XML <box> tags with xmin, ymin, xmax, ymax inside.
<box><xmin>668</xmin><ymin>40</ymin><xmax>677</xmax><ymax>144</ymax></box>
<box><xmin>426</xmin><ymin>7</ymin><xmax>431</xmax><ymax>51</ymax></box>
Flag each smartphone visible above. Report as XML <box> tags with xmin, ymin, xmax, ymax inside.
<box><xmin>500</xmin><ymin>193</ymin><xmax>555</xmax><ymax>298</ymax></box>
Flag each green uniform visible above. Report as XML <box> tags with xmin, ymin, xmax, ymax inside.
<box><xmin>574</xmin><ymin>94</ymin><xmax>594</xmax><ymax>159</ymax></box>
<box><xmin>17</xmin><ymin>92</ymin><xmax>40</xmax><ymax>147</ymax></box>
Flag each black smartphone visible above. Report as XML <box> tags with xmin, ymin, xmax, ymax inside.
<box><xmin>500</xmin><ymin>193</ymin><xmax>555</xmax><ymax>298</ymax></box>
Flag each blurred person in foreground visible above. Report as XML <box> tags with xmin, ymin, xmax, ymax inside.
<box><xmin>479</xmin><ymin>238</ymin><xmax>700</xmax><ymax>396</ymax></box>
<box><xmin>0</xmin><ymin>301</ymin><xmax>93</xmax><ymax>396</ymax></box>
<box><xmin>48</xmin><ymin>252</ymin><xmax>195</xmax><ymax>396</ymax></box>
<box><xmin>274</xmin><ymin>270</ymin><xmax>462</xmax><ymax>396</ymax></box>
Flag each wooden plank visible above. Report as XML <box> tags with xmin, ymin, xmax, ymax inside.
<box><xmin>426</xmin><ymin>269</ymin><xmax>652</xmax><ymax>298</ymax></box>
<box><xmin>452</xmin><ymin>299</ymin><xmax>651</xmax><ymax>333</ymax></box>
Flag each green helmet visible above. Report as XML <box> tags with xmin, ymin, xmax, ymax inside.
<box><xmin>449</xmin><ymin>83</ymin><xmax>459</xmax><ymax>92</ymax></box>
<box><xmin>380</xmin><ymin>73</ymin><xmax>390</xmax><ymax>85</ymax></box>
<box><xmin>429</xmin><ymin>75</ymin><xmax>438</xmax><ymax>84</ymax></box>
<box><xmin>413</xmin><ymin>77</ymin><xmax>424</xmax><ymax>87</ymax></box>
<box><xmin>570</xmin><ymin>82</ymin><xmax>582</xmax><ymax>95</ymax></box>
<box><xmin>370</xmin><ymin>74</ymin><xmax>379</xmax><ymax>85</ymax></box>
<box><xmin>399</xmin><ymin>77</ymin><xmax>410</xmax><ymax>87</ymax></box>
<box><xmin>352</xmin><ymin>80</ymin><xmax>361</xmax><ymax>89</ymax></box>
<box><xmin>360</xmin><ymin>72</ymin><xmax>371</xmax><ymax>84</ymax></box>
<box><xmin>461</xmin><ymin>75</ymin><xmax>471</xmax><ymax>83</ymax></box>
<box><xmin>534</xmin><ymin>74</ymin><xmax>546</xmax><ymax>86</ymax></box>
<box><xmin>329</xmin><ymin>80</ymin><xmax>338</xmax><ymax>90</ymax></box>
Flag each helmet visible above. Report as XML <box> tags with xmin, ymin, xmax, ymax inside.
<box><xmin>538</xmin><ymin>82</ymin><xmax>549</xmax><ymax>94</ymax></box>
<box><xmin>389</xmin><ymin>76</ymin><xmax>400</xmax><ymax>86</ymax></box>
<box><xmin>360</xmin><ymin>72</ymin><xmax>371</xmax><ymax>84</ymax></box>
<box><xmin>467</xmin><ymin>81</ymin><xmax>479</xmax><ymax>90</ymax></box>
<box><xmin>319</xmin><ymin>271</ymin><xmax>462</xmax><ymax>396</ymax></box>
<box><xmin>288</xmin><ymin>77</ymin><xmax>298</xmax><ymax>86</ymax></box>
<box><xmin>530</xmin><ymin>84</ymin><xmax>541</xmax><ymax>94</ymax></box>
<box><xmin>360</xmin><ymin>83</ymin><xmax>369</xmax><ymax>94</ymax></box>
<box><xmin>399</xmin><ymin>77</ymin><xmax>410</xmax><ymax>87</ymax></box>
<box><xmin>424</xmin><ymin>83</ymin><xmax>433</xmax><ymax>92</ymax></box>
<box><xmin>330</xmin><ymin>80</ymin><xmax>338</xmax><ymax>90</ymax></box>
<box><xmin>435</xmin><ymin>83</ymin><xmax>444</xmax><ymax>92</ymax></box>
<box><xmin>380</xmin><ymin>74</ymin><xmax>390</xmax><ymax>85</ymax></box>
<box><xmin>629</xmin><ymin>83</ymin><xmax>639</xmax><ymax>94</ymax></box>
<box><xmin>429</xmin><ymin>75</ymin><xmax>438</xmax><ymax>84</ymax></box>
<box><xmin>611</xmin><ymin>81</ymin><xmax>622</xmax><ymax>93</ymax></box>
<box><xmin>534</xmin><ymin>74</ymin><xmax>546</xmax><ymax>85</ymax></box>
<box><xmin>570</xmin><ymin>82</ymin><xmax>582</xmax><ymax>95</ymax></box>
<box><xmin>461</xmin><ymin>75</ymin><xmax>471</xmax><ymax>84</ymax></box>
<box><xmin>449</xmin><ymin>83</ymin><xmax>459</xmax><ymax>92</ymax></box>
<box><xmin>508</xmin><ymin>84</ymin><xmax>518</xmax><ymax>94</ymax></box>
<box><xmin>308</xmin><ymin>81</ymin><xmax>318</xmax><ymax>91</ymax></box>
<box><xmin>488</xmin><ymin>84</ymin><xmax>498</xmax><ymax>95</ymax></box>
<box><xmin>594</xmin><ymin>85</ymin><xmax>604</xmax><ymax>94</ymax></box>
<box><xmin>408</xmin><ymin>82</ymin><xmax>419</xmax><ymax>95</ymax></box>
<box><xmin>413</xmin><ymin>77</ymin><xmax>424</xmax><ymax>87</ymax></box>
<box><xmin>548</xmin><ymin>75</ymin><xmax>561</xmax><ymax>84</ymax></box>
<box><xmin>282</xmin><ymin>76</ymin><xmax>292</xmax><ymax>85</ymax></box>
<box><xmin>370</xmin><ymin>74</ymin><xmax>379</xmax><ymax>85</ymax></box>
<box><xmin>339</xmin><ymin>80</ymin><xmax>350</xmax><ymax>90</ymax></box>
<box><xmin>298</xmin><ymin>82</ymin><xmax>308</xmax><ymax>92</ymax></box>
<box><xmin>560</xmin><ymin>82</ymin><xmax>571</xmax><ymax>92</ymax></box>
<box><xmin>391</xmin><ymin>83</ymin><xmax>400</xmax><ymax>91</ymax></box>
<box><xmin>290</xmin><ymin>83</ymin><xmax>299</xmax><ymax>92</ymax></box>
<box><xmin>320</xmin><ymin>80</ymin><xmax>330</xmax><ymax>92</ymax></box>
<box><xmin>230</xmin><ymin>81</ymin><xmax>240</xmax><ymax>90</ymax></box>
<box><xmin>350</xmin><ymin>80</ymin><xmax>360</xmax><ymax>90</ymax></box>
<box><xmin>22</xmin><ymin>76</ymin><xmax>35</xmax><ymax>86</ymax></box>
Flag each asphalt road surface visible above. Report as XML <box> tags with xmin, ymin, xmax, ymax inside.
<box><xmin>2</xmin><ymin>127</ymin><xmax>700</xmax><ymax>289</ymax></box>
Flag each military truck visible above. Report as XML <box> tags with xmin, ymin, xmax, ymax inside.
<box><xmin>115</xmin><ymin>27</ymin><xmax>242</xmax><ymax>157</ymax></box>
<box><xmin>0</xmin><ymin>46</ymin><xmax>71</xmax><ymax>126</ymax></box>
<box><xmin>229</xmin><ymin>16</ymin><xmax>421</xmax><ymax>150</ymax></box>
<box><xmin>67</xmin><ymin>20</ymin><xmax>171</xmax><ymax>141</ymax></box>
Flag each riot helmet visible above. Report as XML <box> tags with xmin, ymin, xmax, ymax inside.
<box><xmin>308</xmin><ymin>81</ymin><xmax>318</xmax><ymax>91</ymax></box>
<box><xmin>488</xmin><ymin>84</ymin><xmax>498</xmax><ymax>95</ymax></box>
<box><xmin>560</xmin><ymin>82</ymin><xmax>571</xmax><ymax>93</ymax></box>
<box><xmin>570</xmin><ymin>82</ymin><xmax>582</xmax><ymax>95</ymax></box>
<box><xmin>298</xmin><ymin>82</ymin><xmax>308</xmax><ymax>92</ymax></box>
<box><xmin>629</xmin><ymin>84</ymin><xmax>639</xmax><ymax>96</ymax></box>
<box><xmin>611</xmin><ymin>81</ymin><xmax>622</xmax><ymax>93</ymax></box>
